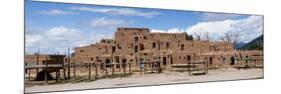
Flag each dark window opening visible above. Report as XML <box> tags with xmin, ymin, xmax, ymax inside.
<box><xmin>122</xmin><ymin>59</ymin><xmax>126</xmax><ymax>67</ymax></box>
<box><xmin>135</xmin><ymin>37</ymin><xmax>139</xmax><ymax>42</ymax></box>
<box><xmin>209</xmin><ymin>57</ymin><xmax>213</xmax><ymax>65</ymax></box>
<box><xmin>116</xmin><ymin>64</ymin><xmax>120</xmax><ymax>68</ymax></box>
<box><xmin>187</xmin><ymin>55</ymin><xmax>191</xmax><ymax>61</ymax></box>
<box><xmin>230</xmin><ymin>57</ymin><xmax>235</xmax><ymax>65</ymax></box>
<box><xmin>135</xmin><ymin>46</ymin><xmax>138</xmax><ymax>53</ymax></box>
<box><xmin>181</xmin><ymin>44</ymin><xmax>184</xmax><ymax>51</ymax></box>
<box><xmin>106</xmin><ymin>59</ymin><xmax>110</xmax><ymax>67</ymax></box>
<box><xmin>140</xmin><ymin>44</ymin><xmax>145</xmax><ymax>51</ymax></box>
<box><xmin>163</xmin><ymin>57</ymin><xmax>167</xmax><ymax>65</ymax></box>
<box><xmin>112</xmin><ymin>46</ymin><xmax>116</xmax><ymax>53</ymax></box>
<box><xmin>153</xmin><ymin>43</ymin><xmax>156</xmax><ymax>48</ymax></box>
<box><xmin>80</xmin><ymin>50</ymin><xmax>84</xmax><ymax>53</ymax></box>
<box><xmin>166</xmin><ymin>43</ymin><xmax>169</xmax><ymax>49</ymax></box>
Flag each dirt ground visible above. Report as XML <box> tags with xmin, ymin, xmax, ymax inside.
<box><xmin>25</xmin><ymin>68</ymin><xmax>263</xmax><ymax>93</ymax></box>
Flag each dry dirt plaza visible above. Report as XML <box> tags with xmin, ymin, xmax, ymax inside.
<box><xmin>25</xmin><ymin>68</ymin><xmax>263</xmax><ymax>93</ymax></box>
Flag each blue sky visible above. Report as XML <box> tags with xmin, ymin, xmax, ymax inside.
<box><xmin>25</xmin><ymin>1</ymin><xmax>263</xmax><ymax>54</ymax></box>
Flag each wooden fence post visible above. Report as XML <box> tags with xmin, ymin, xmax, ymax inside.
<box><xmin>105</xmin><ymin>63</ymin><xmax>108</xmax><ymax>78</ymax></box>
<box><xmin>67</xmin><ymin>48</ymin><xmax>71</xmax><ymax>79</ymax></box>
<box><xmin>58</xmin><ymin>69</ymin><xmax>61</xmax><ymax>81</ymax></box>
<box><xmin>55</xmin><ymin>71</ymin><xmax>58</xmax><ymax>82</ymax></box>
<box><xmin>44</xmin><ymin>62</ymin><xmax>48</xmax><ymax>85</ymax></box>
<box><xmin>88</xmin><ymin>63</ymin><xmax>91</xmax><ymax>80</ymax></box>
<box><xmin>129</xmin><ymin>62</ymin><xmax>132</xmax><ymax>74</ymax></box>
<box><xmin>73</xmin><ymin>64</ymin><xmax>76</xmax><ymax>79</ymax></box>
<box><xmin>144</xmin><ymin>62</ymin><xmax>147</xmax><ymax>74</ymax></box>
<box><xmin>112</xmin><ymin>63</ymin><xmax>115</xmax><ymax>75</ymax></box>
<box><xmin>206</xmin><ymin>59</ymin><xmax>209</xmax><ymax>74</ymax></box>
<box><xmin>95</xmin><ymin>63</ymin><xmax>98</xmax><ymax>78</ymax></box>
<box><xmin>123</xmin><ymin>62</ymin><xmax>126</xmax><ymax>75</ymax></box>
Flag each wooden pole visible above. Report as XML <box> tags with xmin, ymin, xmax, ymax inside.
<box><xmin>112</xmin><ymin>63</ymin><xmax>115</xmax><ymax>75</ymax></box>
<box><xmin>73</xmin><ymin>63</ymin><xmax>76</xmax><ymax>79</ymax></box>
<box><xmin>55</xmin><ymin>71</ymin><xmax>58</xmax><ymax>82</ymax></box>
<box><xmin>88</xmin><ymin>62</ymin><xmax>91</xmax><ymax>80</ymax></box>
<box><xmin>105</xmin><ymin>62</ymin><xmax>108</xmax><ymax>78</ymax></box>
<box><xmin>205</xmin><ymin>59</ymin><xmax>208</xmax><ymax>74</ymax></box>
<box><xmin>144</xmin><ymin>62</ymin><xmax>147</xmax><ymax>74</ymax></box>
<box><xmin>58</xmin><ymin>69</ymin><xmax>60</xmax><ymax>81</ymax></box>
<box><xmin>139</xmin><ymin>61</ymin><xmax>142</xmax><ymax>75</ymax></box>
<box><xmin>95</xmin><ymin>63</ymin><xmax>98</xmax><ymax>78</ymax></box>
<box><xmin>36</xmin><ymin>49</ymin><xmax>40</xmax><ymax>75</ymax></box>
<box><xmin>44</xmin><ymin>61</ymin><xmax>48</xmax><ymax>85</ymax></box>
<box><xmin>129</xmin><ymin>61</ymin><xmax>132</xmax><ymax>74</ymax></box>
<box><xmin>67</xmin><ymin>48</ymin><xmax>70</xmax><ymax>79</ymax></box>
<box><xmin>59</xmin><ymin>52</ymin><xmax>66</xmax><ymax>81</ymax></box>
<box><xmin>123</xmin><ymin>62</ymin><xmax>126</xmax><ymax>75</ymax></box>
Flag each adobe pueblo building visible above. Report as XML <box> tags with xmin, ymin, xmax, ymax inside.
<box><xmin>71</xmin><ymin>27</ymin><xmax>263</xmax><ymax>72</ymax></box>
<box><xmin>24</xmin><ymin>27</ymin><xmax>263</xmax><ymax>83</ymax></box>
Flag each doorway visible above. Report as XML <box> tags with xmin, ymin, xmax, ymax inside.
<box><xmin>163</xmin><ymin>57</ymin><xmax>167</xmax><ymax>65</ymax></box>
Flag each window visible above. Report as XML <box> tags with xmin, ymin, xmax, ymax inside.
<box><xmin>153</xmin><ymin>43</ymin><xmax>156</xmax><ymax>48</ymax></box>
<box><xmin>80</xmin><ymin>50</ymin><xmax>84</xmax><ymax>53</ymax></box>
<box><xmin>166</xmin><ymin>43</ymin><xmax>169</xmax><ymax>49</ymax></box>
<box><xmin>112</xmin><ymin>46</ymin><xmax>116</xmax><ymax>53</ymax></box>
<box><xmin>135</xmin><ymin>46</ymin><xmax>138</xmax><ymax>52</ymax></box>
<box><xmin>140</xmin><ymin>44</ymin><xmax>145</xmax><ymax>50</ymax></box>
<box><xmin>135</xmin><ymin>37</ymin><xmax>139</xmax><ymax>42</ymax></box>
<box><xmin>181</xmin><ymin>44</ymin><xmax>184</xmax><ymax>51</ymax></box>
<box><xmin>187</xmin><ymin>55</ymin><xmax>191</xmax><ymax>61</ymax></box>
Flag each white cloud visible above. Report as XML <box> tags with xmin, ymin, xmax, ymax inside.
<box><xmin>25</xmin><ymin>25</ymin><xmax>116</xmax><ymax>54</ymax></box>
<box><xmin>152</xmin><ymin>16</ymin><xmax>263</xmax><ymax>43</ymax></box>
<box><xmin>26</xmin><ymin>17</ymin><xmax>134</xmax><ymax>54</ymax></box>
<box><xmin>90</xmin><ymin>17</ymin><xmax>126</xmax><ymax>28</ymax></box>
<box><xmin>200</xmin><ymin>13</ymin><xmax>243</xmax><ymax>21</ymax></box>
<box><xmin>36</xmin><ymin>9</ymin><xmax>76</xmax><ymax>16</ymax></box>
<box><xmin>152</xmin><ymin>28</ymin><xmax>186</xmax><ymax>33</ymax></box>
<box><xmin>26</xmin><ymin>26</ymin><xmax>86</xmax><ymax>54</ymax></box>
<box><xmin>71</xmin><ymin>7</ymin><xmax>161</xmax><ymax>18</ymax></box>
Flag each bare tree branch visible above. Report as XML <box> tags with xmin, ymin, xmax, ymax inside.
<box><xmin>203</xmin><ymin>32</ymin><xmax>210</xmax><ymax>41</ymax></box>
<box><xmin>193</xmin><ymin>32</ymin><xmax>203</xmax><ymax>40</ymax></box>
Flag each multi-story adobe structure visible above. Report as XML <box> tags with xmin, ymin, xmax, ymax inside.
<box><xmin>24</xmin><ymin>27</ymin><xmax>263</xmax><ymax>80</ymax></box>
<box><xmin>70</xmin><ymin>27</ymin><xmax>263</xmax><ymax>72</ymax></box>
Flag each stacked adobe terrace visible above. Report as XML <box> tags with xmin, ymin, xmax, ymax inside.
<box><xmin>25</xmin><ymin>27</ymin><xmax>263</xmax><ymax>81</ymax></box>
<box><xmin>70</xmin><ymin>27</ymin><xmax>246</xmax><ymax>71</ymax></box>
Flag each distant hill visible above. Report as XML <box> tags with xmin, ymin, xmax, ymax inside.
<box><xmin>234</xmin><ymin>42</ymin><xmax>246</xmax><ymax>49</ymax></box>
<box><xmin>240</xmin><ymin>35</ymin><xmax>263</xmax><ymax>50</ymax></box>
